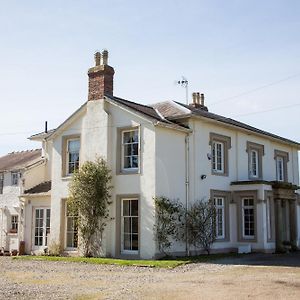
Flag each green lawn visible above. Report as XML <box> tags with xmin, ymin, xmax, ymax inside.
<box><xmin>13</xmin><ymin>252</ymin><xmax>239</xmax><ymax>269</ymax></box>
<box><xmin>13</xmin><ymin>255</ymin><xmax>187</xmax><ymax>268</ymax></box>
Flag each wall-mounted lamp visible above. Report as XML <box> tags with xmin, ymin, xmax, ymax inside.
<box><xmin>201</xmin><ymin>174</ymin><xmax>207</xmax><ymax>180</ymax></box>
<box><xmin>207</xmin><ymin>153</ymin><xmax>212</xmax><ymax>160</ymax></box>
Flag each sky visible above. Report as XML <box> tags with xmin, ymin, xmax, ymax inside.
<box><xmin>0</xmin><ymin>0</ymin><xmax>300</xmax><ymax>155</ymax></box>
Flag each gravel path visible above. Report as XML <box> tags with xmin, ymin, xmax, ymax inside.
<box><xmin>1</xmin><ymin>256</ymin><xmax>300</xmax><ymax>299</ymax></box>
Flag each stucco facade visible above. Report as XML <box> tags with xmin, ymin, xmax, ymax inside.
<box><xmin>0</xmin><ymin>150</ymin><xmax>45</xmax><ymax>254</ymax></box>
<box><xmin>4</xmin><ymin>51</ymin><xmax>300</xmax><ymax>258</ymax></box>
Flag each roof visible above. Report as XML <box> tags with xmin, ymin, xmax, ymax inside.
<box><xmin>152</xmin><ymin>100</ymin><xmax>191</xmax><ymax>119</ymax></box>
<box><xmin>29</xmin><ymin>129</ymin><xmax>56</xmax><ymax>141</ymax></box>
<box><xmin>28</xmin><ymin>95</ymin><xmax>300</xmax><ymax>147</ymax></box>
<box><xmin>24</xmin><ymin>181</ymin><xmax>51</xmax><ymax>194</ymax></box>
<box><xmin>153</xmin><ymin>101</ymin><xmax>300</xmax><ymax>147</ymax></box>
<box><xmin>0</xmin><ymin>149</ymin><xmax>42</xmax><ymax>172</ymax></box>
<box><xmin>109</xmin><ymin>95</ymin><xmax>165</xmax><ymax>122</ymax></box>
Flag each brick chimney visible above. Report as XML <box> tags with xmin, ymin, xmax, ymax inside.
<box><xmin>87</xmin><ymin>50</ymin><xmax>115</xmax><ymax>101</ymax></box>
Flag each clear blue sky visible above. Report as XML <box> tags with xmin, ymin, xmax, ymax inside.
<box><xmin>0</xmin><ymin>0</ymin><xmax>300</xmax><ymax>155</ymax></box>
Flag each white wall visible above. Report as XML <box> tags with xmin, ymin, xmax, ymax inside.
<box><xmin>49</xmin><ymin>100</ymin><xmax>157</xmax><ymax>259</ymax></box>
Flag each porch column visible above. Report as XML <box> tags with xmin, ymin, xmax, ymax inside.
<box><xmin>275</xmin><ymin>198</ymin><xmax>284</xmax><ymax>252</ymax></box>
<box><xmin>289</xmin><ymin>199</ymin><xmax>298</xmax><ymax>249</ymax></box>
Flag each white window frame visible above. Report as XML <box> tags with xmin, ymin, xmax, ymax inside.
<box><xmin>213</xmin><ymin>197</ymin><xmax>225</xmax><ymax>239</ymax></box>
<box><xmin>11</xmin><ymin>215</ymin><xmax>18</xmax><ymax>233</ymax></box>
<box><xmin>212</xmin><ymin>141</ymin><xmax>224</xmax><ymax>173</ymax></box>
<box><xmin>11</xmin><ymin>172</ymin><xmax>19</xmax><ymax>186</ymax></box>
<box><xmin>121</xmin><ymin>198</ymin><xmax>139</xmax><ymax>254</ymax></box>
<box><xmin>33</xmin><ymin>208</ymin><xmax>51</xmax><ymax>248</ymax></box>
<box><xmin>250</xmin><ymin>150</ymin><xmax>259</xmax><ymax>178</ymax></box>
<box><xmin>276</xmin><ymin>156</ymin><xmax>284</xmax><ymax>182</ymax></box>
<box><xmin>121</xmin><ymin>129</ymin><xmax>139</xmax><ymax>171</ymax></box>
<box><xmin>65</xmin><ymin>204</ymin><xmax>78</xmax><ymax>250</ymax></box>
<box><xmin>66</xmin><ymin>138</ymin><xmax>80</xmax><ymax>176</ymax></box>
<box><xmin>242</xmin><ymin>198</ymin><xmax>255</xmax><ymax>239</ymax></box>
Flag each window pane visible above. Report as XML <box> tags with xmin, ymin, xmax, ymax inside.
<box><xmin>68</xmin><ymin>140</ymin><xmax>80</xmax><ymax>152</ymax></box>
<box><xmin>123</xmin><ymin>200</ymin><xmax>130</xmax><ymax>216</ymax></box>
<box><xmin>131</xmin><ymin>200</ymin><xmax>138</xmax><ymax>216</ymax></box>
<box><xmin>132</xmin><ymin>143</ymin><xmax>138</xmax><ymax>155</ymax></box>
<box><xmin>122</xmin><ymin>130</ymin><xmax>139</xmax><ymax>170</ymax></box>
<box><xmin>132</xmin><ymin>234</ymin><xmax>138</xmax><ymax>250</ymax></box>
<box><xmin>124</xmin><ymin>144</ymin><xmax>132</xmax><ymax>156</ymax></box>
<box><xmin>132</xmin><ymin>156</ymin><xmax>138</xmax><ymax>168</ymax></box>
<box><xmin>123</xmin><ymin>217</ymin><xmax>131</xmax><ymax>234</ymax></box>
<box><xmin>132</xmin><ymin>217</ymin><xmax>138</xmax><ymax>234</ymax></box>
<box><xmin>123</xmin><ymin>233</ymin><xmax>131</xmax><ymax>250</ymax></box>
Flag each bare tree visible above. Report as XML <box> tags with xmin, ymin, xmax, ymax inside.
<box><xmin>187</xmin><ymin>199</ymin><xmax>216</xmax><ymax>254</ymax></box>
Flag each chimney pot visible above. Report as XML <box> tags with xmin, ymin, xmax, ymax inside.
<box><xmin>192</xmin><ymin>92</ymin><xmax>197</xmax><ymax>104</ymax></box>
<box><xmin>196</xmin><ymin>92</ymin><xmax>200</xmax><ymax>104</ymax></box>
<box><xmin>200</xmin><ymin>93</ymin><xmax>205</xmax><ymax>106</ymax></box>
<box><xmin>94</xmin><ymin>52</ymin><xmax>101</xmax><ymax>66</ymax></box>
<box><xmin>102</xmin><ymin>49</ymin><xmax>108</xmax><ymax>65</ymax></box>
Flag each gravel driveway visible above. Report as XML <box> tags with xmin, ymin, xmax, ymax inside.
<box><xmin>1</xmin><ymin>253</ymin><xmax>300</xmax><ymax>299</ymax></box>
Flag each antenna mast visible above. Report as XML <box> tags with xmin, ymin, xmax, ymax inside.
<box><xmin>177</xmin><ymin>76</ymin><xmax>189</xmax><ymax>105</ymax></box>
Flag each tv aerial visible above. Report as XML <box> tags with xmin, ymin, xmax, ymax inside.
<box><xmin>176</xmin><ymin>76</ymin><xmax>189</xmax><ymax>105</ymax></box>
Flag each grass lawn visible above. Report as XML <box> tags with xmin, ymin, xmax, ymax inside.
<box><xmin>13</xmin><ymin>253</ymin><xmax>239</xmax><ymax>269</ymax></box>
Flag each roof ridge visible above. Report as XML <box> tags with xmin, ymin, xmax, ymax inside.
<box><xmin>108</xmin><ymin>95</ymin><xmax>155</xmax><ymax>109</ymax></box>
<box><xmin>8</xmin><ymin>149</ymin><xmax>41</xmax><ymax>155</ymax></box>
<box><xmin>176</xmin><ymin>102</ymin><xmax>300</xmax><ymax>146</ymax></box>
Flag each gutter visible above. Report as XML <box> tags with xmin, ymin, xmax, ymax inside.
<box><xmin>154</xmin><ymin>121</ymin><xmax>192</xmax><ymax>134</ymax></box>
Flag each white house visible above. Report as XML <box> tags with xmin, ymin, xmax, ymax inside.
<box><xmin>0</xmin><ymin>149</ymin><xmax>45</xmax><ymax>254</ymax></box>
<box><xmin>18</xmin><ymin>50</ymin><xmax>300</xmax><ymax>258</ymax></box>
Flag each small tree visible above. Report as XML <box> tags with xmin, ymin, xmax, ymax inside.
<box><xmin>154</xmin><ymin>197</ymin><xmax>183</xmax><ymax>255</ymax></box>
<box><xmin>187</xmin><ymin>199</ymin><xmax>216</xmax><ymax>254</ymax></box>
<box><xmin>68</xmin><ymin>158</ymin><xmax>112</xmax><ymax>257</ymax></box>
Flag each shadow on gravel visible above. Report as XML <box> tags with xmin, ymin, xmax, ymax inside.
<box><xmin>211</xmin><ymin>252</ymin><xmax>300</xmax><ymax>268</ymax></box>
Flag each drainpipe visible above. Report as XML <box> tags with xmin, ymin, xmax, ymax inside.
<box><xmin>185</xmin><ymin>133</ymin><xmax>190</xmax><ymax>256</ymax></box>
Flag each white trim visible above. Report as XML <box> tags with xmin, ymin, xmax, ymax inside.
<box><xmin>212</xmin><ymin>141</ymin><xmax>224</xmax><ymax>173</ymax></box>
<box><xmin>121</xmin><ymin>129</ymin><xmax>139</xmax><ymax>172</ymax></box>
<box><xmin>66</xmin><ymin>138</ymin><xmax>80</xmax><ymax>176</ymax></box>
<box><xmin>65</xmin><ymin>203</ymin><xmax>78</xmax><ymax>251</ymax></box>
<box><xmin>250</xmin><ymin>149</ymin><xmax>259</xmax><ymax>178</ymax></box>
<box><xmin>242</xmin><ymin>198</ymin><xmax>255</xmax><ymax>239</ymax></box>
<box><xmin>32</xmin><ymin>207</ymin><xmax>51</xmax><ymax>250</ymax></box>
<box><xmin>214</xmin><ymin>197</ymin><xmax>225</xmax><ymax>239</ymax></box>
<box><xmin>121</xmin><ymin>198</ymin><xmax>139</xmax><ymax>255</ymax></box>
<box><xmin>276</xmin><ymin>156</ymin><xmax>284</xmax><ymax>181</ymax></box>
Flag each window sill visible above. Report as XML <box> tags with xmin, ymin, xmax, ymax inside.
<box><xmin>117</xmin><ymin>170</ymin><xmax>140</xmax><ymax>176</ymax></box>
<box><xmin>214</xmin><ymin>237</ymin><xmax>229</xmax><ymax>243</ymax></box>
<box><xmin>61</xmin><ymin>176</ymin><xmax>73</xmax><ymax>181</ymax></box>
<box><xmin>212</xmin><ymin>171</ymin><xmax>228</xmax><ymax>177</ymax></box>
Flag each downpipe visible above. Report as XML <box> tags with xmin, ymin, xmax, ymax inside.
<box><xmin>185</xmin><ymin>134</ymin><xmax>190</xmax><ymax>256</ymax></box>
